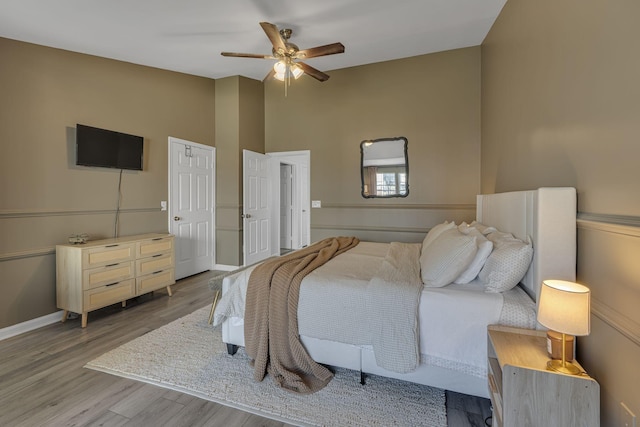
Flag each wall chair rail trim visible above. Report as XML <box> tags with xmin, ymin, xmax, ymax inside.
<box><xmin>216</xmin><ymin>226</ymin><xmax>242</xmax><ymax>232</ymax></box>
<box><xmin>216</xmin><ymin>204</ymin><xmax>243</xmax><ymax>210</ymax></box>
<box><xmin>577</xmin><ymin>216</ymin><xmax>640</xmax><ymax>237</ymax></box>
<box><xmin>312</xmin><ymin>224</ymin><xmax>428</xmax><ymax>234</ymax></box>
<box><xmin>577</xmin><ymin>214</ymin><xmax>640</xmax><ymax>345</ymax></box>
<box><xmin>0</xmin><ymin>207</ymin><xmax>159</xmax><ymax>219</ymax></box>
<box><xmin>592</xmin><ymin>298</ymin><xmax>640</xmax><ymax>347</ymax></box>
<box><xmin>319</xmin><ymin>203</ymin><xmax>475</xmax><ymax>210</ymax></box>
<box><xmin>1</xmin><ymin>247</ymin><xmax>55</xmax><ymax>262</ymax></box>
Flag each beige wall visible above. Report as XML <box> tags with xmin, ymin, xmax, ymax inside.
<box><xmin>265</xmin><ymin>47</ymin><xmax>481</xmax><ymax>243</ymax></box>
<box><xmin>482</xmin><ymin>0</ymin><xmax>640</xmax><ymax>424</ymax></box>
<box><xmin>215</xmin><ymin>76</ymin><xmax>264</xmax><ymax>266</ymax></box>
<box><xmin>0</xmin><ymin>37</ymin><xmax>215</xmax><ymax>328</ymax></box>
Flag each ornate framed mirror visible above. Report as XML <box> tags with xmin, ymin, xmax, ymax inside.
<box><xmin>360</xmin><ymin>136</ymin><xmax>409</xmax><ymax>198</ymax></box>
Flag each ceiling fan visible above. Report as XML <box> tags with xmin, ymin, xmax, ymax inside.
<box><xmin>221</xmin><ymin>22</ymin><xmax>345</xmax><ymax>83</ymax></box>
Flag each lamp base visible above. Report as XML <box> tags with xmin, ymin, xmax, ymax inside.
<box><xmin>546</xmin><ymin>359</ymin><xmax>582</xmax><ymax>375</ymax></box>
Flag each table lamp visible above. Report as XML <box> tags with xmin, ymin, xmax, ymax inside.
<box><xmin>537</xmin><ymin>279</ymin><xmax>591</xmax><ymax>375</ymax></box>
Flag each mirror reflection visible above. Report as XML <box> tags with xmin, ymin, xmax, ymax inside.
<box><xmin>361</xmin><ymin>137</ymin><xmax>408</xmax><ymax>198</ymax></box>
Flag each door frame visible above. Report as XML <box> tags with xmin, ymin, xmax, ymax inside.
<box><xmin>267</xmin><ymin>150</ymin><xmax>310</xmax><ymax>251</ymax></box>
<box><xmin>168</xmin><ymin>137</ymin><xmax>216</xmax><ymax>276</ymax></box>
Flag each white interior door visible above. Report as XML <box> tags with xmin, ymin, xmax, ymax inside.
<box><xmin>243</xmin><ymin>150</ymin><xmax>272</xmax><ymax>266</ymax></box>
<box><xmin>169</xmin><ymin>137</ymin><xmax>215</xmax><ymax>279</ymax></box>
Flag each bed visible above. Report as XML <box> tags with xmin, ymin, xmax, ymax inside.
<box><xmin>213</xmin><ymin>187</ymin><xmax>577</xmax><ymax>398</ymax></box>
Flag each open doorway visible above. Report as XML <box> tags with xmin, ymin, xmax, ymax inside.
<box><xmin>269</xmin><ymin>150</ymin><xmax>310</xmax><ymax>253</ymax></box>
<box><xmin>280</xmin><ymin>163</ymin><xmax>294</xmax><ymax>254</ymax></box>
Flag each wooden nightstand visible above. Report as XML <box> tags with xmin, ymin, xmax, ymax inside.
<box><xmin>487</xmin><ymin>325</ymin><xmax>600</xmax><ymax>427</ymax></box>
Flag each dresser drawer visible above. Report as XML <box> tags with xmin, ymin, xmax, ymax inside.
<box><xmin>83</xmin><ymin>279</ymin><xmax>135</xmax><ymax>311</ymax></box>
<box><xmin>83</xmin><ymin>262</ymin><xmax>135</xmax><ymax>290</ymax></box>
<box><xmin>136</xmin><ymin>253</ymin><xmax>174</xmax><ymax>276</ymax></box>
<box><xmin>137</xmin><ymin>236</ymin><xmax>173</xmax><ymax>258</ymax></box>
<box><xmin>82</xmin><ymin>243</ymin><xmax>136</xmax><ymax>268</ymax></box>
<box><xmin>137</xmin><ymin>269</ymin><xmax>175</xmax><ymax>294</ymax></box>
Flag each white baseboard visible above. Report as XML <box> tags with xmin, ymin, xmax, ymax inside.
<box><xmin>213</xmin><ymin>264</ymin><xmax>241</xmax><ymax>272</ymax></box>
<box><xmin>0</xmin><ymin>310</ymin><xmax>63</xmax><ymax>342</ymax></box>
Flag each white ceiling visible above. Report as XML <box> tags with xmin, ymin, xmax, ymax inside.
<box><xmin>0</xmin><ymin>0</ymin><xmax>506</xmax><ymax>81</ymax></box>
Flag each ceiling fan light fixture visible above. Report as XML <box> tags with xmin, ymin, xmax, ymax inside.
<box><xmin>290</xmin><ymin>63</ymin><xmax>304</xmax><ymax>79</ymax></box>
<box><xmin>273</xmin><ymin>60</ymin><xmax>287</xmax><ymax>74</ymax></box>
<box><xmin>273</xmin><ymin>60</ymin><xmax>287</xmax><ymax>81</ymax></box>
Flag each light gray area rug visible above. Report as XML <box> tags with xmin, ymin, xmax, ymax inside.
<box><xmin>85</xmin><ymin>306</ymin><xmax>447</xmax><ymax>427</ymax></box>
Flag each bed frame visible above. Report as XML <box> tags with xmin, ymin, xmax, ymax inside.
<box><xmin>221</xmin><ymin>187</ymin><xmax>577</xmax><ymax>398</ymax></box>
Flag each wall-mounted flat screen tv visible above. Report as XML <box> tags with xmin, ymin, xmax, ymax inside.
<box><xmin>76</xmin><ymin>124</ymin><xmax>143</xmax><ymax>171</ymax></box>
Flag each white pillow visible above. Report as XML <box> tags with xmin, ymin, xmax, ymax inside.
<box><xmin>479</xmin><ymin>234</ymin><xmax>533</xmax><ymax>293</ymax></box>
<box><xmin>420</xmin><ymin>228</ymin><xmax>478</xmax><ymax>287</ymax></box>
<box><xmin>469</xmin><ymin>220</ymin><xmax>497</xmax><ymax>235</ymax></box>
<box><xmin>420</xmin><ymin>221</ymin><xmax>456</xmax><ymax>257</ymax></box>
<box><xmin>454</xmin><ymin>227</ymin><xmax>493</xmax><ymax>284</ymax></box>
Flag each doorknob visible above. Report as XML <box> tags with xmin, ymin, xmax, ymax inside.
<box><xmin>174</xmin><ymin>216</ymin><xmax>181</xmax><ymax>221</ymax></box>
<box><xmin>241</xmin><ymin>214</ymin><xmax>252</xmax><ymax>219</ymax></box>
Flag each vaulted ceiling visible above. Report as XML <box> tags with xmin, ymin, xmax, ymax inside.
<box><xmin>0</xmin><ymin>0</ymin><xmax>506</xmax><ymax>80</ymax></box>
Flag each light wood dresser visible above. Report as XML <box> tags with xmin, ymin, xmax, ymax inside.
<box><xmin>56</xmin><ymin>233</ymin><xmax>175</xmax><ymax>328</ymax></box>
<box><xmin>487</xmin><ymin>324</ymin><xmax>600</xmax><ymax>427</ymax></box>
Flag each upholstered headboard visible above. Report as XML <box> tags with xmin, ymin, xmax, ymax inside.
<box><xmin>476</xmin><ymin>187</ymin><xmax>577</xmax><ymax>303</ymax></box>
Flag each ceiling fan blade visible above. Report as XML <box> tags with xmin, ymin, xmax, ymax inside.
<box><xmin>221</xmin><ymin>52</ymin><xmax>274</xmax><ymax>59</ymax></box>
<box><xmin>263</xmin><ymin>68</ymin><xmax>276</xmax><ymax>82</ymax></box>
<box><xmin>260</xmin><ymin>22</ymin><xmax>286</xmax><ymax>54</ymax></box>
<box><xmin>296</xmin><ymin>42</ymin><xmax>345</xmax><ymax>59</ymax></box>
<box><xmin>297</xmin><ymin>62</ymin><xmax>330</xmax><ymax>82</ymax></box>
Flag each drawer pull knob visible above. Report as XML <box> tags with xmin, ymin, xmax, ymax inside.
<box><xmin>106</xmin><ymin>282</ymin><xmax>120</xmax><ymax>287</ymax></box>
<box><xmin>152</xmin><ymin>237</ymin><xmax>163</xmax><ymax>241</ymax></box>
<box><xmin>105</xmin><ymin>244</ymin><xmax>119</xmax><ymax>248</ymax></box>
<box><xmin>106</xmin><ymin>263</ymin><xmax>119</xmax><ymax>267</ymax></box>
<box><xmin>152</xmin><ymin>254</ymin><xmax>163</xmax><ymax>258</ymax></box>
<box><xmin>153</xmin><ymin>270</ymin><xmax>163</xmax><ymax>274</ymax></box>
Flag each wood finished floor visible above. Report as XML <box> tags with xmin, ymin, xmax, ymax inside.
<box><xmin>0</xmin><ymin>270</ymin><xmax>491</xmax><ymax>427</ymax></box>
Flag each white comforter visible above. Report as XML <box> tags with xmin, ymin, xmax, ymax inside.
<box><xmin>214</xmin><ymin>242</ymin><xmax>520</xmax><ymax>377</ymax></box>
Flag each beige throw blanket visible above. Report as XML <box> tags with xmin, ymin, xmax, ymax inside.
<box><xmin>244</xmin><ymin>236</ymin><xmax>360</xmax><ymax>394</ymax></box>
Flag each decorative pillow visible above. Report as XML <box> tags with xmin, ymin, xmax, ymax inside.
<box><xmin>486</xmin><ymin>230</ymin><xmax>516</xmax><ymax>243</ymax></box>
<box><xmin>469</xmin><ymin>220</ymin><xmax>497</xmax><ymax>235</ymax></box>
<box><xmin>454</xmin><ymin>227</ymin><xmax>494</xmax><ymax>284</ymax></box>
<box><xmin>479</xmin><ymin>234</ymin><xmax>533</xmax><ymax>293</ymax></box>
<box><xmin>420</xmin><ymin>228</ymin><xmax>478</xmax><ymax>287</ymax></box>
<box><xmin>420</xmin><ymin>221</ymin><xmax>456</xmax><ymax>257</ymax></box>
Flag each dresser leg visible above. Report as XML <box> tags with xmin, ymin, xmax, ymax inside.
<box><xmin>166</xmin><ymin>285</ymin><xmax>173</xmax><ymax>297</ymax></box>
<box><xmin>61</xmin><ymin>310</ymin><xmax>69</xmax><ymax>323</ymax></box>
<box><xmin>81</xmin><ymin>312</ymin><xmax>88</xmax><ymax>328</ymax></box>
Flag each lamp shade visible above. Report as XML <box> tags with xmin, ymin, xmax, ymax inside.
<box><xmin>537</xmin><ymin>280</ymin><xmax>591</xmax><ymax>336</ymax></box>
<box><xmin>289</xmin><ymin>63</ymin><xmax>303</xmax><ymax>79</ymax></box>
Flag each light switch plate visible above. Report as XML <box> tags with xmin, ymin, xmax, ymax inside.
<box><xmin>312</xmin><ymin>200</ymin><xmax>321</xmax><ymax>208</ymax></box>
<box><xmin>160</xmin><ymin>201</ymin><xmax>167</xmax><ymax>211</ymax></box>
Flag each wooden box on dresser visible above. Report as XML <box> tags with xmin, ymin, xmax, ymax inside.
<box><xmin>56</xmin><ymin>233</ymin><xmax>175</xmax><ymax>328</ymax></box>
<box><xmin>487</xmin><ymin>325</ymin><xmax>600</xmax><ymax>427</ymax></box>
